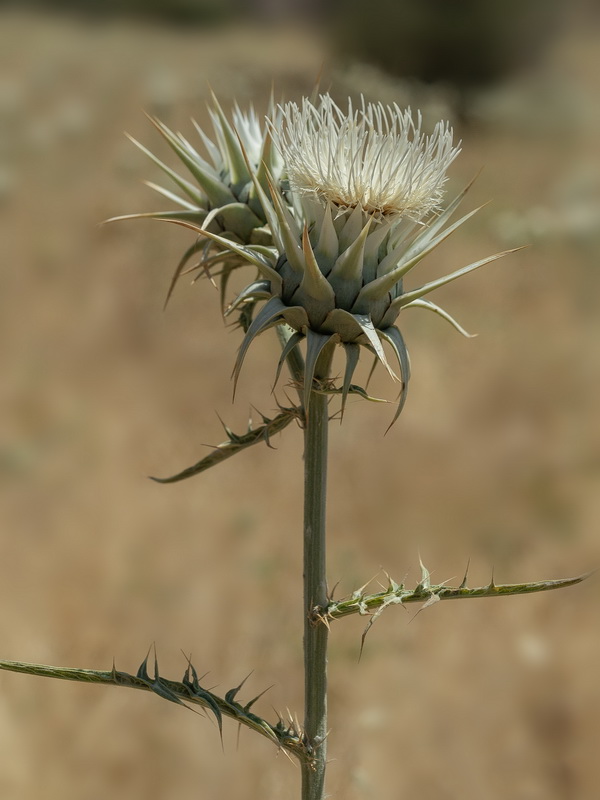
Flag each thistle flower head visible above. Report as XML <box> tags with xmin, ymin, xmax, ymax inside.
<box><xmin>121</xmin><ymin>92</ymin><xmax>517</xmax><ymax>424</ymax></box>
<box><xmin>272</xmin><ymin>95</ymin><xmax>460</xmax><ymax>224</ymax></box>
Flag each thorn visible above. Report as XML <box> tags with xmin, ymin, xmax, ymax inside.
<box><xmin>381</xmin><ymin>568</ymin><xmax>400</xmax><ymax>593</ymax></box>
<box><xmin>179</xmin><ymin>652</ymin><xmax>223</xmax><ymax>743</ymax></box>
<box><xmin>136</xmin><ymin>643</ymin><xmax>153</xmax><ymax>682</ymax></box>
<box><xmin>180</xmin><ymin>650</ymin><xmax>209</xmax><ymax>684</ymax></box>
<box><xmin>358</xmin><ymin>619</ymin><xmax>372</xmax><ymax>663</ymax></box>
<box><xmin>225</xmin><ymin>672</ymin><xmax>253</xmax><ymax>705</ymax></box>
<box><xmin>351</xmin><ymin>571</ymin><xmax>379</xmax><ymax>599</ymax></box>
<box><xmin>250</xmin><ymin>403</ymin><xmax>270</xmax><ymax>426</ymax></box>
<box><xmin>152</xmin><ymin>645</ymin><xmax>161</xmax><ymax>681</ymax></box>
<box><xmin>181</xmin><ymin>649</ymin><xmax>192</xmax><ymax>680</ymax></box>
<box><xmin>327</xmin><ymin>580</ymin><xmax>340</xmax><ymax>602</ymax></box>
<box><xmin>279</xmin><ymin>747</ymin><xmax>296</xmax><ymax>766</ymax></box>
<box><xmin>244</xmin><ymin>684</ymin><xmax>275</xmax><ymax>712</ymax></box>
<box><xmin>418</xmin><ymin>552</ymin><xmax>431</xmax><ymax>590</ymax></box>
<box><xmin>311</xmin><ymin>606</ymin><xmax>331</xmax><ymax>630</ymax></box>
<box><xmin>409</xmin><ymin>597</ymin><xmax>434</xmax><ymax>624</ymax></box>
<box><xmin>271</xmin><ymin>707</ymin><xmax>284</xmax><ymax>727</ymax></box>
<box><xmin>459</xmin><ymin>557</ymin><xmax>471</xmax><ymax>589</ymax></box>
<box><xmin>261</xmin><ymin>421</ymin><xmax>277</xmax><ymax>450</ymax></box>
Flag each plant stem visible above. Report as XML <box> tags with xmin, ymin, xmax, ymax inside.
<box><xmin>301</xmin><ymin>351</ymin><xmax>332</xmax><ymax>800</ymax></box>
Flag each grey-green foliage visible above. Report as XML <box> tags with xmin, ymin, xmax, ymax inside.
<box><xmin>0</xmin><ymin>651</ymin><xmax>313</xmax><ymax>765</ymax></box>
<box><xmin>0</xmin><ymin>564</ymin><xmax>588</xmax><ymax>761</ymax></box>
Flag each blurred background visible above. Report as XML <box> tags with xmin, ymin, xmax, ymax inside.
<box><xmin>1</xmin><ymin>2</ymin><xmax>599</xmax><ymax>798</ymax></box>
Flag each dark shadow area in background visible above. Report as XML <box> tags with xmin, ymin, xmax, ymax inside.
<box><xmin>5</xmin><ymin>0</ymin><xmax>599</xmax><ymax>97</ymax></box>
<box><xmin>0</xmin><ymin>0</ymin><xmax>240</xmax><ymax>25</ymax></box>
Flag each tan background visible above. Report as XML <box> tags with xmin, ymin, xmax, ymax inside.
<box><xmin>1</xmin><ymin>8</ymin><xmax>599</xmax><ymax>799</ymax></box>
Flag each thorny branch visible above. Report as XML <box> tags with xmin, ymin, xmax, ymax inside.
<box><xmin>313</xmin><ymin>563</ymin><xmax>592</xmax><ymax>658</ymax></box>
<box><xmin>150</xmin><ymin>406</ymin><xmax>302</xmax><ymax>484</ymax></box>
<box><xmin>0</xmin><ymin>649</ymin><xmax>315</xmax><ymax>766</ymax></box>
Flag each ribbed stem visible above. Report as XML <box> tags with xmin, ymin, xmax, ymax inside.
<box><xmin>301</xmin><ymin>350</ymin><xmax>332</xmax><ymax>800</ymax></box>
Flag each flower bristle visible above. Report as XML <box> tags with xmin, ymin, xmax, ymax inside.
<box><xmin>271</xmin><ymin>95</ymin><xmax>460</xmax><ymax>223</ymax></box>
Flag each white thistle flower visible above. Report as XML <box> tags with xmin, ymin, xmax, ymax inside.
<box><xmin>272</xmin><ymin>95</ymin><xmax>460</xmax><ymax>223</ymax></box>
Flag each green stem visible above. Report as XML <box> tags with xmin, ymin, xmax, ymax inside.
<box><xmin>301</xmin><ymin>350</ymin><xmax>332</xmax><ymax>800</ymax></box>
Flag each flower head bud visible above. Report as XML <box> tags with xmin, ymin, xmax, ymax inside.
<box><xmin>108</xmin><ymin>95</ymin><xmax>283</xmax><ymax>305</ymax></box>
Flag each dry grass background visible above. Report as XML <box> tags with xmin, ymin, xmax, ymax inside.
<box><xmin>1</xmin><ymin>9</ymin><xmax>600</xmax><ymax>799</ymax></box>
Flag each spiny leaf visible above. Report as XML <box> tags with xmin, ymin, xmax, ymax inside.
<box><xmin>136</xmin><ymin>645</ymin><xmax>199</xmax><ymax>713</ymax></box>
<box><xmin>150</xmin><ymin>406</ymin><xmax>300</xmax><ymax>484</ymax></box>
<box><xmin>0</xmin><ymin>655</ymin><xmax>312</xmax><ymax>764</ymax></box>
<box><xmin>321</xmin><ymin>569</ymin><xmax>592</xmax><ymax>626</ymax></box>
<box><xmin>181</xmin><ymin>654</ymin><xmax>223</xmax><ymax>740</ymax></box>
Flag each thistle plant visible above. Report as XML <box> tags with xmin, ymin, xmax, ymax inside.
<box><xmin>0</xmin><ymin>92</ymin><xmax>589</xmax><ymax>800</ymax></box>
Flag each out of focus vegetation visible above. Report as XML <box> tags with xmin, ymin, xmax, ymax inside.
<box><xmin>0</xmin><ymin>0</ymin><xmax>238</xmax><ymax>24</ymax></box>
<box><xmin>5</xmin><ymin>0</ymin><xmax>594</xmax><ymax>94</ymax></box>
<box><xmin>329</xmin><ymin>0</ymin><xmax>566</xmax><ymax>90</ymax></box>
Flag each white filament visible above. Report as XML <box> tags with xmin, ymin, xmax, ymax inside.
<box><xmin>272</xmin><ymin>95</ymin><xmax>460</xmax><ymax>221</ymax></box>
